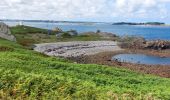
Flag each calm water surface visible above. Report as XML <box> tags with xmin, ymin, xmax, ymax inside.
<box><xmin>112</xmin><ymin>54</ymin><xmax>170</xmax><ymax>65</ymax></box>
<box><xmin>3</xmin><ymin>21</ymin><xmax>170</xmax><ymax>40</ymax></box>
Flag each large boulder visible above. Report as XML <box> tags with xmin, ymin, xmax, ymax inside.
<box><xmin>0</xmin><ymin>22</ymin><xmax>16</xmax><ymax>41</ymax></box>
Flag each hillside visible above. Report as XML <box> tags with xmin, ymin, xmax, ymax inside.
<box><xmin>10</xmin><ymin>25</ymin><xmax>106</xmax><ymax>48</ymax></box>
<box><xmin>0</xmin><ymin>38</ymin><xmax>170</xmax><ymax>99</ymax></box>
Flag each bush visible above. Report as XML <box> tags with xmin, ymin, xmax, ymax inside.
<box><xmin>0</xmin><ymin>46</ymin><xmax>14</xmax><ymax>52</ymax></box>
<box><xmin>17</xmin><ymin>39</ymin><xmax>35</xmax><ymax>47</ymax></box>
<box><xmin>61</xmin><ymin>32</ymin><xmax>72</xmax><ymax>38</ymax></box>
<box><xmin>67</xmin><ymin>30</ymin><xmax>78</xmax><ymax>36</ymax></box>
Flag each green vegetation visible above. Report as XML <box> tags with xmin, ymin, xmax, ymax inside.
<box><xmin>10</xmin><ymin>25</ymin><xmax>56</xmax><ymax>35</ymax></box>
<box><xmin>3</xmin><ymin>25</ymin><xmax>170</xmax><ymax>99</ymax></box>
<box><xmin>10</xmin><ymin>25</ymin><xmax>56</xmax><ymax>47</ymax></box>
<box><xmin>10</xmin><ymin>25</ymin><xmax>106</xmax><ymax>47</ymax></box>
<box><xmin>56</xmin><ymin>34</ymin><xmax>103</xmax><ymax>42</ymax></box>
<box><xmin>61</xmin><ymin>32</ymin><xmax>72</xmax><ymax>38</ymax></box>
<box><xmin>0</xmin><ymin>38</ymin><xmax>170</xmax><ymax>99</ymax></box>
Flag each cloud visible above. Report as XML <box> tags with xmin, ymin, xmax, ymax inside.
<box><xmin>0</xmin><ymin>0</ymin><xmax>170</xmax><ymax>21</ymax></box>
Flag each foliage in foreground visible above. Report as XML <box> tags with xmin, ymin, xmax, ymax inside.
<box><xmin>0</xmin><ymin>39</ymin><xmax>170</xmax><ymax>99</ymax></box>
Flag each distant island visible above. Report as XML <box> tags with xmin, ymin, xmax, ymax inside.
<box><xmin>112</xmin><ymin>22</ymin><xmax>165</xmax><ymax>26</ymax></box>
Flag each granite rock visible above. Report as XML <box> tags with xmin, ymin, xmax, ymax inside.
<box><xmin>0</xmin><ymin>22</ymin><xmax>16</xmax><ymax>41</ymax></box>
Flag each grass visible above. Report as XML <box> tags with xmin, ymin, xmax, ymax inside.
<box><xmin>0</xmin><ymin>39</ymin><xmax>170</xmax><ymax>99</ymax></box>
<box><xmin>10</xmin><ymin>25</ymin><xmax>110</xmax><ymax>48</ymax></box>
<box><xmin>56</xmin><ymin>34</ymin><xmax>103</xmax><ymax>42</ymax></box>
<box><xmin>10</xmin><ymin>25</ymin><xmax>56</xmax><ymax>35</ymax></box>
<box><xmin>10</xmin><ymin>25</ymin><xmax>57</xmax><ymax>47</ymax></box>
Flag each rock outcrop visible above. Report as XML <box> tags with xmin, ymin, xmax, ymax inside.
<box><xmin>81</xmin><ymin>31</ymin><xmax>118</xmax><ymax>39</ymax></box>
<box><xmin>119</xmin><ymin>36</ymin><xmax>170</xmax><ymax>50</ymax></box>
<box><xmin>119</xmin><ymin>36</ymin><xmax>146</xmax><ymax>49</ymax></box>
<box><xmin>97</xmin><ymin>32</ymin><xmax>117</xmax><ymax>38</ymax></box>
<box><xmin>0</xmin><ymin>22</ymin><xmax>16</xmax><ymax>41</ymax></box>
<box><xmin>145</xmin><ymin>40</ymin><xmax>170</xmax><ymax>50</ymax></box>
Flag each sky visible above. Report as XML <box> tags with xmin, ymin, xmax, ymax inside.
<box><xmin>0</xmin><ymin>0</ymin><xmax>170</xmax><ymax>23</ymax></box>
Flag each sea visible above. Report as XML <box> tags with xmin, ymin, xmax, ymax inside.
<box><xmin>3</xmin><ymin>21</ymin><xmax>170</xmax><ymax>40</ymax></box>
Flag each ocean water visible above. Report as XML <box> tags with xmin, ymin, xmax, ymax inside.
<box><xmin>3</xmin><ymin>21</ymin><xmax>170</xmax><ymax>40</ymax></box>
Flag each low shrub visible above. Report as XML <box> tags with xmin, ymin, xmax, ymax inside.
<box><xmin>17</xmin><ymin>39</ymin><xmax>35</xmax><ymax>47</ymax></box>
<box><xmin>0</xmin><ymin>46</ymin><xmax>14</xmax><ymax>52</ymax></box>
<box><xmin>61</xmin><ymin>32</ymin><xmax>72</xmax><ymax>38</ymax></box>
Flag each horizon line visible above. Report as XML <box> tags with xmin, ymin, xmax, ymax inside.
<box><xmin>0</xmin><ymin>19</ymin><xmax>167</xmax><ymax>24</ymax></box>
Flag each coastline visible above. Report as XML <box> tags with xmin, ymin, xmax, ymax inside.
<box><xmin>34</xmin><ymin>41</ymin><xmax>122</xmax><ymax>58</ymax></box>
<box><xmin>68</xmin><ymin>49</ymin><xmax>170</xmax><ymax>78</ymax></box>
<box><xmin>33</xmin><ymin>38</ymin><xmax>170</xmax><ymax>78</ymax></box>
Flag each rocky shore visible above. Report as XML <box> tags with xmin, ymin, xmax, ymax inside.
<box><xmin>118</xmin><ymin>36</ymin><xmax>170</xmax><ymax>50</ymax></box>
<box><xmin>69</xmin><ymin>50</ymin><xmax>170</xmax><ymax>78</ymax></box>
<box><xmin>34</xmin><ymin>41</ymin><xmax>122</xmax><ymax>58</ymax></box>
<box><xmin>32</xmin><ymin>30</ymin><xmax>170</xmax><ymax>78</ymax></box>
<box><xmin>145</xmin><ymin>40</ymin><xmax>170</xmax><ymax>50</ymax></box>
<box><xmin>33</xmin><ymin>39</ymin><xmax>170</xmax><ymax>78</ymax></box>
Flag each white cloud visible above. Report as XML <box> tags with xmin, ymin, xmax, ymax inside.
<box><xmin>0</xmin><ymin>0</ymin><xmax>170</xmax><ymax>21</ymax></box>
<box><xmin>112</xmin><ymin>0</ymin><xmax>169</xmax><ymax>18</ymax></box>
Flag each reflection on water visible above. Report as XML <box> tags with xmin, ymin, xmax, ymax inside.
<box><xmin>112</xmin><ymin>54</ymin><xmax>170</xmax><ymax>65</ymax></box>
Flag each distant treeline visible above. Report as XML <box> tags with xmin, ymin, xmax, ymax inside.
<box><xmin>113</xmin><ymin>22</ymin><xmax>165</xmax><ymax>25</ymax></box>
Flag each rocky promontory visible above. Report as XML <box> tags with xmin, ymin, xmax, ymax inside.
<box><xmin>118</xmin><ymin>36</ymin><xmax>170</xmax><ymax>50</ymax></box>
<box><xmin>0</xmin><ymin>22</ymin><xmax>16</xmax><ymax>41</ymax></box>
<box><xmin>145</xmin><ymin>40</ymin><xmax>170</xmax><ymax>50</ymax></box>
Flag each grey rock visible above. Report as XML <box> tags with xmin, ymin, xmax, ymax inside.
<box><xmin>0</xmin><ymin>22</ymin><xmax>16</xmax><ymax>41</ymax></box>
<box><xmin>145</xmin><ymin>40</ymin><xmax>170</xmax><ymax>50</ymax></box>
<box><xmin>67</xmin><ymin>30</ymin><xmax>78</xmax><ymax>36</ymax></box>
